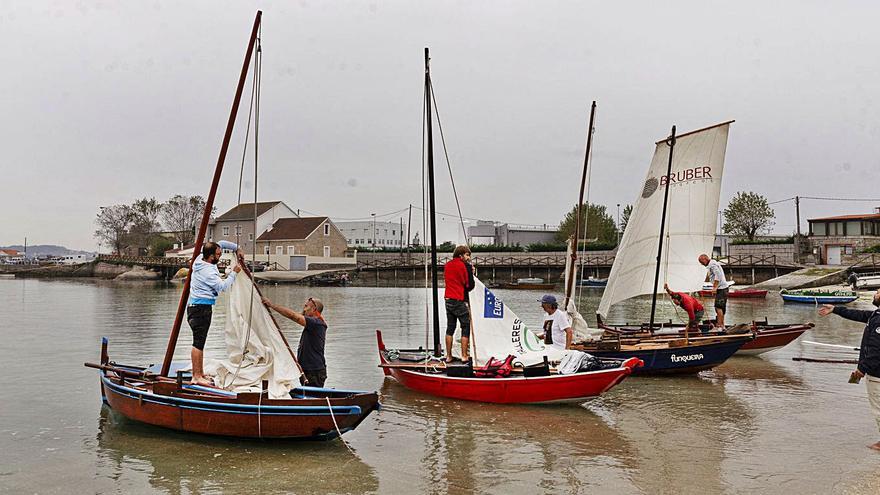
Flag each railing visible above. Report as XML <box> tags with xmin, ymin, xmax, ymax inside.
<box><xmin>723</xmin><ymin>254</ymin><xmax>798</xmax><ymax>268</ymax></box>
<box><xmin>357</xmin><ymin>253</ymin><xmax>617</xmax><ymax>270</ymax></box>
<box><xmin>96</xmin><ymin>254</ymin><xmax>188</xmax><ymax>267</ymax></box>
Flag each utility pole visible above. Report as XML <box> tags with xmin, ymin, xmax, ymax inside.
<box><xmin>616</xmin><ymin>203</ymin><xmax>621</xmax><ymax>246</ymax></box>
<box><xmin>406</xmin><ymin>204</ymin><xmax>412</xmax><ymax>249</ymax></box>
<box><xmin>371</xmin><ymin>213</ymin><xmax>376</xmax><ymax>249</ymax></box>
<box><xmin>794</xmin><ymin>196</ymin><xmax>801</xmax><ymax>264</ymax></box>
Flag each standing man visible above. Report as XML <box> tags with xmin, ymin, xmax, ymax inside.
<box><xmin>187</xmin><ymin>240</ymin><xmax>242</xmax><ymax>386</ymax></box>
<box><xmin>698</xmin><ymin>253</ymin><xmax>729</xmax><ymax>329</ymax></box>
<box><xmin>262</xmin><ymin>296</ymin><xmax>328</xmax><ymax>387</ymax></box>
<box><xmin>665</xmin><ymin>283</ymin><xmax>705</xmax><ymax>334</ymax></box>
<box><xmin>536</xmin><ymin>295</ymin><xmax>573</xmax><ymax>350</ymax></box>
<box><xmin>818</xmin><ymin>288</ymin><xmax>880</xmax><ymax>451</ymax></box>
<box><xmin>444</xmin><ymin>245</ymin><xmax>475</xmax><ymax>363</ymax></box>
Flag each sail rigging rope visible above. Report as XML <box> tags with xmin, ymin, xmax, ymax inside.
<box><xmin>228</xmin><ymin>31</ymin><xmax>262</xmax><ymax>389</ymax></box>
<box><xmin>428</xmin><ymin>80</ymin><xmax>469</xmax><ymax>245</ymax></box>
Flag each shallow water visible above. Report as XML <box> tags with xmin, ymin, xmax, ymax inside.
<box><xmin>1</xmin><ymin>278</ymin><xmax>878</xmax><ymax>494</ymax></box>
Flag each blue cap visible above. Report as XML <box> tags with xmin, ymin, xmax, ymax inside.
<box><xmin>538</xmin><ymin>294</ymin><xmax>557</xmax><ymax>304</ymax></box>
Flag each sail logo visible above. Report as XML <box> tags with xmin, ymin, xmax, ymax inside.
<box><xmin>483</xmin><ymin>288</ymin><xmax>504</xmax><ymax>318</ymax></box>
<box><xmin>659</xmin><ymin>166</ymin><xmax>713</xmax><ymax>186</ymax></box>
<box><xmin>670</xmin><ymin>353</ymin><xmax>704</xmax><ymax>363</ymax></box>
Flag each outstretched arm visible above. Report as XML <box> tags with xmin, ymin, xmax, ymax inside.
<box><xmin>830</xmin><ymin>306</ymin><xmax>873</xmax><ymax>323</ymax></box>
<box><xmin>262</xmin><ymin>297</ymin><xmax>306</xmax><ymax>326</ymax></box>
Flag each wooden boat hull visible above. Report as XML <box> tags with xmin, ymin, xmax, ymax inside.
<box><xmin>100</xmin><ymin>375</ymin><xmax>379</xmax><ymax>439</ymax></box>
<box><xmin>585</xmin><ymin>339</ymin><xmax>749</xmax><ymax>374</ymax></box>
<box><xmin>698</xmin><ymin>288</ymin><xmax>767</xmax><ymax>299</ymax></box>
<box><xmin>376</xmin><ymin>331</ymin><xmax>640</xmax><ymax>404</ymax></box>
<box><xmin>578</xmin><ymin>279</ymin><xmax>608</xmax><ymax>287</ymax></box>
<box><xmin>496</xmin><ymin>283</ymin><xmax>556</xmax><ymax>290</ymax></box>
<box><xmin>780</xmin><ymin>290</ymin><xmax>858</xmax><ymax>304</ymax></box>
<box><xmin>600</xmin><ymin>322</ymin><xmax>812</xmax><ymax>356</ymax></box>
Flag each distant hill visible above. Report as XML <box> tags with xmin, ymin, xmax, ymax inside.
<box><xmin>0</xmin><ymin>245</ymin><xmax>94</xmax><ymax>257</ymax></box>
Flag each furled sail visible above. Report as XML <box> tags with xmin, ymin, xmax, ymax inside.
<box><xmin>205</xmin><ymin>261</ymin><xmax>301</xmax><ymax>398</ymax></box>
<box><xmin>597</xmin><ymin>122</ymin><xmax>731</xmax><ymax>319</ymax></box>
<box><xmin>563</xmin><ymin>240</ymin><xmax>604</xmax><ymax>341</ymax></box>
<box><xmin>466</xmin><ymin>277</ymin><xmax>567</xmax><ymax>366</ymax></box>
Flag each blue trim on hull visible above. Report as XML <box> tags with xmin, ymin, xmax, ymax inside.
<box><xmin>100</xmin><ymin>376</ymin><xmax>362</xmax><ymax>417</ymax></box>
<box><xmin>589</xmin><ymin>340</ymin><xmax>746</xmax><ymax>374</ymax></box>
<box><xmin>781</xmin><ymin>294</ymin><xmax>858</xmax><ymax>304</ymax></box>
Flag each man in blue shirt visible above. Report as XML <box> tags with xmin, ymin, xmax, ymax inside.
<box><xmin>187</xmin><ymin>240</ymin><xmax>241</xmax><ymax>386</ymax></box>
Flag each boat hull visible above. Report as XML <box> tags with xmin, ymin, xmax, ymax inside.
<box><xmin>99</xmin><ymin>374</ymin><xmax>379</xmax><ymax>439</ymax></box>
<box><xmin>377</xmin><ymin>331</ymin><xmax>639</xmax><ymax>403</ymax></box>
<box><xmin>698</xmin><ymin>289</ymin><xmax>767</xmax><ymax>299</ymax></box>
<box><xmin>780</xmin><ymin>292</ymin><xmax>858</xmax><ymax>304</ymax></box>
<box><xmin>587</xmin><ymin>339</ymin><xmax>747</xmax><ymax>374</ymax></box>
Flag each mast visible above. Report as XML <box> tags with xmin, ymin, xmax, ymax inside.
<box><xmin>160</xmin><ymin>11</ymin><xmax>263</xmax><ymax>376</ymax></box>
<box><xmin>648</xmin><ymin>125</ymin><xmax>676</xmax><ymax>330</ymax></box>
<box><xmin>425</xmin><ymin>48</ymin><xmax>441</xmax><ymax>357</ymax></box>
<box><xmin>564</xmin><ymin>101</ymin><xmax>596</xmax><ymax>309</ymax></box>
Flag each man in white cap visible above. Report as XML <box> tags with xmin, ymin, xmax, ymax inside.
<box><xmin>536</xmin><ymin>294</ymin><xmax>573</xmax><ymax>350</ymax></box>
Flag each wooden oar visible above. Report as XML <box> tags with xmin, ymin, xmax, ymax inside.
<box><xmin>792</xmin><ymin>357</ymin><xmax>859</xmax><ymax>364</ymax></box>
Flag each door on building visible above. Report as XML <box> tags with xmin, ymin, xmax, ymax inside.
<box><xmin>290</xmin><ymin>255</ymin><xmax>307</xmax><ymax>270</ymax></box>
<box><xmin>826</xmin><ymin>245</ymin><xmax>842</xmax><ymax>265</ymax></box>
<box><xmin>323</xmin><ymin>246</ymin><xmax>331</xmax><ymax>258</ymax></box>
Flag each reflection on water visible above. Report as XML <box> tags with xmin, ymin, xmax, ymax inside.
<box><xmin>1</xmin><ymin>278</ymin><xmax>880</xmax><ymax>494</ymax></box>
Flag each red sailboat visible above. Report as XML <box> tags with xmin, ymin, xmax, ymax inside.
<box><xmin>376</xmin><ymin>49</ymin><xmax>641</xmax><ymax>403</ymax></box>
<box><xmin>85</xmin><ymin>11</ymin><xmax>378</xmax><ymax>439</ymax></box>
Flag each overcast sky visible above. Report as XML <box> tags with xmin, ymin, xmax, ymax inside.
<box><xmin>2</xmin><ymin>1</ymin><xmax>879</xmax><ymax>251</ymax></box>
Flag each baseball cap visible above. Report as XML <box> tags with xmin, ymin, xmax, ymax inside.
<box><xmin>538</xmin><ymin>294</ymin><xmax>557</xmax><ymax>305</ymax></box>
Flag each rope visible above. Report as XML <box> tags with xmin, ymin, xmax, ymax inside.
<box><xmin>429</xmin><ymin>80</ymin><xmax>469</xmax><ymax>244</ymax></box>
<box><xmin>326</xmin><ymin>397</ymin><xmax>356</xmax><ymax>454</ymax></box>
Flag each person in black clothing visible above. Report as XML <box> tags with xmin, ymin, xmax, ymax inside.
<box><xmin>261</xmin><ymin>296</ymin><xmax>328</xmax><ymax>388</ymax></box>
<box><xmin>847</xmin><ymin>270</ymin><xmax>859</xmax><ymax>290</ymax></box>
<box><xmin>819</xmin><ymin>288</ymin><xmax>880</xmax><ymax>451</ymax></box>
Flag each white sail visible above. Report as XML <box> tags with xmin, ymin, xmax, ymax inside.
<box><xmin>597</xmin><ymin>122</ymin><xmax>731</xmax><ymax>319</ymax></box>
<box><xmin>466</xmin><ymin>277</ymin><xmax>568</xmax><ymax>366</ymax></box>
<box><xmin>205</xmin><ymin>260</ymin><xmax>301</xmax><ymax>399</ymax></box>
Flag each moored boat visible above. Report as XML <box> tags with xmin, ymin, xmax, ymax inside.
<box><xmin>780</xmin><ymin>288</ymin><xmax>858</xmax><ymax>304</ymax></box>
<box><xmin>578</xmin><ymin>277</ymin><xmax>608</xmax><ymax>287</ymax></box>
<box><xmin>698</xmin><ymin>288</ymin><xmax>767</xmax><ymax>299</ymax></box>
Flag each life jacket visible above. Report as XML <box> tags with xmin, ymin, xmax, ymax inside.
<box><xmin>473</xmin><ymin>355</ymin><xmax>515</xmax><ymax>378</ymax></box>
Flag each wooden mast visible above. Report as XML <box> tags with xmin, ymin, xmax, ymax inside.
<box><xmin>160</xmin><ymin>11</ymin><xmax>263</xmax><ymax>376</ymax></box>
<box><xmin>648</xmin><ymin>125</ymin><xmax>676</xmax><ymax>330</ymax></box>
<box><xmin>563</xmin><ymin>101</ymin><xmax>596</xmax><ymax>310</ymax></box>
<box><xmin>425</xmin><ymin>47</ymin><xmax>441</xmax><ymax>357</ymax></box>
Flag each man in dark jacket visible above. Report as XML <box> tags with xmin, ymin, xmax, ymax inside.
<box><xmin>819</xmin><ymin>288</ymin><xmax>880</xmax><ymax>451</ymax></box>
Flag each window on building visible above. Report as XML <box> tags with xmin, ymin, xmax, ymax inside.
<box><xmin>287</xmin><ymin>246</ymin><xmax>295</xmax><ymax>255</ymax></box>
<box><xmin>846</xmin><ymin>221</ymin><xmax>861</xmax><ymax>236</ymax></box>
<box><xmin>248</xmin><ymin>233</ymin><xmax>254</xmax><ymax>241</ymax></box>
<box><xmin>222</xmin><ymin>226</ymin><xmax>229</xmax><ymax>236</ymax></box>
<box><xmin>235</xmin><ymin>226</ymin><xmax>242</xmax><ymax>235</ymax></box>
<box><xmin>264</xmin><ymin>246</ymin><xmax>270</xmax><ymax>254</ymax></box>
<box><xmin>323</xmin><ymin>246</ymin><xmax>330</xmax><ymax>257</ymax></box>
<box><xmin>392</xmin><ymin>230</ymin><xmax>396</xmax><ymax>236</ymax></box>
<box><xmin>324</xmin><ymin>224</ymin><xmax>330</xmax><ymax>236</ymax></box>
<box><xmin>812</xmin><ymin>222</ymin><xmax>826</xmax><ymax>236</ymax></box>
<box><xmin>844</xmin><ymin>245</ymin><xmax>854</xmax><ymax>255</ymax></box>
<box><xmin>276</xmin><ymin>246</ymin><xmax>283</xmax><ymax>255</ymax></box>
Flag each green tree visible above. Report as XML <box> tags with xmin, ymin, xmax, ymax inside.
<box><xmin>722</xmin><ymin>191</ymin><xmax>775</xmax><ymax>241</ymax></box>
<box><xmin>620</xmin><ymin>204</ymin><xmax>633</xmax><ymax>234</ymax></box>
<box><xmin>556</xmin><ymin>203</ymin><xmax>617</xmax><ymax>245</ymax></box>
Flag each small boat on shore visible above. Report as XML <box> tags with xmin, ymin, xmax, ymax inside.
<box><xmin>780</xmin><ymin>288</ymin><xmax>858</xmax><ymax>304</ymax></box>
<box><xmin>698</xmin><ymin>288</ymin><xmax>767</xmax><ymax>299</ymax></box>
<box><xmin>855</xmin><ymin>272</ymin><xmax>880</xmax><ymax>290</ymax></box>
<box><xmin>497</xmin><ymin>277</ymin><xmax>556</xmax><ymax>290</ymax></box>
<box><xmin>578</xmin><ymin>277</ymin><xmax>607</xmax><ymax>287</ymax></box>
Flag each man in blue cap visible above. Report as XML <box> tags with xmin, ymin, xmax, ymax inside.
<box><xmin>536</xmin><ymin>294</ymin><xmax>573</xmax><ymax>350</ymax></box>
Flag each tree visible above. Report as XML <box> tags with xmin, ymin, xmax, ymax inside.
<box><xmin>555</xmin><ymin>203</ymin><xmax>618</xmax><ymax>245</ymax></box>
<box><xmin>129</xmin><ymin>197</ymin><xmax>163</xmax><ymax>250</ymax></box>
<box><xmin>722</xmin><ymin>191</ymin><xmax>775</xmax><ymax>241</ymax></box>
<box><xmin>94</xmin><ymin>205</ymin><xmax>135</xmax><ymax>253</ymax></box>
<box><xmin>161</xmin><ymin>195</ymin><xmax>212</xmax><ymax>245</ymax></box>
<box><xmin>620</xmin><ymin>204</ymin><xmax>633</xmax><ymax>234</ymax></box>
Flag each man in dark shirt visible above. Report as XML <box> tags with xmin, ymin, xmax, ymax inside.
<box><xmin>819</xmin><ymin>288</ymin><xmax>880</xmax><ymax>451</ymax></box>
<box><xmin>261</xmin><ymin>296</ymin><xmax>328</xmax><ymax>388</ymax></box>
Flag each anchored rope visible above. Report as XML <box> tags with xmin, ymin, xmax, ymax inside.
<box><xmin>326</xmin><ymin>397</ymin><xmax>356</xmax><ymax>453</ymax></box>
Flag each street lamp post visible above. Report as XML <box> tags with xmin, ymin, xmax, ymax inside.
<box><xmin>616</xmin><ymin>203</ymin><xmax>621</xmax><ymax>246</ymax></box>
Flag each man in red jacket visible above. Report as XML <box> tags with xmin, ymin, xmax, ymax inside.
<box><xmin>664</xmin><ymin>283</ymin><xmax>705</xmax><ymax>333</ymax></box>
<box><xmin>444</xmin><ymin>245</ymin><xmax>475</xmax><ymax>363</ymax></box>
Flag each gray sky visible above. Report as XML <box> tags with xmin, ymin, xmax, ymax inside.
<box><xmin>2</xmin><ymin>1</ymin><xmax>879</xmax><ymax>251</ymax></box>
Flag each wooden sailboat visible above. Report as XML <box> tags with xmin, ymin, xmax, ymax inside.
<box><xmin>559</xmin><ymin>114</ymin><xmax>752</xmax><ymax>373</ymax></box>
<box><xmin>376</xmin><ymin>50</ymin><xmax>641</xmax><ymax>403</ymax></box>
<box><xmin>85</xmin><ymin>12</ymin><xmax>378</xmax><ymax>439</ymax></box>
<box><xmin>592</xmin><ymin>121</ymin><xmax>810</xmax><ymax>357</ymax></box>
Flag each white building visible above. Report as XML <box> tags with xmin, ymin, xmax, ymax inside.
<box><xmin>335</xmin><ymin>220</ymin><xmax>408</xmax><ymax>249</ymax></box>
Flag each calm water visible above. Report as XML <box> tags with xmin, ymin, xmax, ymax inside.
<box><xmin>1</xmin><ymin>278</ymin><xmax>879</xmax><ymax>494</ymax></box>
